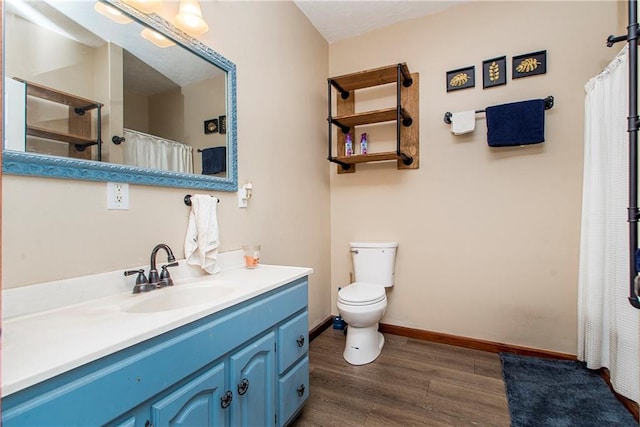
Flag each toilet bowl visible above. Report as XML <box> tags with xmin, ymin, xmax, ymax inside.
<box><xmin>337</xmin><ymin>282</ymin><xmax>387</xmax><ymax>365</ymax></box>
<box><xmin>337</xmin><ymin>242</ymin><xmax>398</xmax><ymax>365</ymax></box>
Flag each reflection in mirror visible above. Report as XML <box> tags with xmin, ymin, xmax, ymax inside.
<box><xmin>3</xmin><ymin>0</ymin><xmax>237</xmax><ymax>191</ymax></box>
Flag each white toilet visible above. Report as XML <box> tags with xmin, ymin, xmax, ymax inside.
<box><xmin>337</xmin><ymin>241</ymin><xmax>398</xmax><ymax>365</ymax></box>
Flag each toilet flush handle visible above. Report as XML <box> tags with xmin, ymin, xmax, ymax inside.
<box><xmin>350</xmin><ymin>249</ymin><xmax>359</xmax><ymax>254</ymax></box>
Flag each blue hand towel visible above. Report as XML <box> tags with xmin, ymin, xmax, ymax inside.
<box><xmin>485</xmin><ymin>99</ymin><xmax>545</xmax><ymax>147</ymax></box>
<box><xmin>201</xmin><ymin>147</ymin><xmax>226</xmax><ymax>175</ymax></box>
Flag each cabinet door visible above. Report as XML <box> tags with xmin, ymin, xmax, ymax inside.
<box><xmin>229</xmin><ymin>332</ymin><xmax>276</xmax><ymax>427</ymax></box>
<box><xmin>277</xmin><ymin>312</ymin><xmax>308</xmax><ymax>374</ymax></box>
<box><xmin>150</xmin><ymin>362</ymin><xmax>227</xmax><ymax>427</ymax></box>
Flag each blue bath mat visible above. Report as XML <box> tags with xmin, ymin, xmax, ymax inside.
<box><xmin>500</xmin><ymin>353</ymin><xmax>636</xmax><ymax>426</ymax></box>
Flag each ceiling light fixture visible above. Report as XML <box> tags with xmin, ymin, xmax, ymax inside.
<box><xmin>140</xmin><ymin>27</ymin><xmax>175</xmax><ymax>48</ymax></box>
<box><xmin>174</xmin><ymin>0</ymin><xmax>208</xmax><ymax>37</ymax></box>
<box><xmin>94</xmin><ymin>2</ymin><xmax>133</xmax><ymax>24</ymax></box>
<box><xmin>122</xmin><ymin>0</ymin><xmax>163</xmax><ymax>14</ymax></box>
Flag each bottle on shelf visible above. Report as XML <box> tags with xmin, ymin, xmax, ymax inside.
<box><xmin>345</xmin><ymin>133</ymin><xmax>353</xmax><ymax>156</ymax></box>
<box><xmin>360</xmin><ymin>133</ymin><xmax>368</xmax><ymax>155</ymax></box>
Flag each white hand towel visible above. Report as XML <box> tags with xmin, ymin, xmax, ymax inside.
<box><xmin>451</xmin><ymin>110</ymin><xmax>476</xmax><ymax>135</ymax></box>
<box><xmin>184</xmin><ymin>195</ymin><xmax>221</xmax><ymax>274</ymax></box>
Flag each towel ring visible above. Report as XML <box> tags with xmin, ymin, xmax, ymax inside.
<box><xmin>184</xmin><ymin>194</ymin><xmax>220</xmax><ymax>206</ymax></box>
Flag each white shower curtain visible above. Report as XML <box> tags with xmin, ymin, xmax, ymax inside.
<box><xmin>123</xmin><ymin>128</ymin><xmax>194</xmax><ymax>173</ymax></box>
<box><xmin>579</xmin><ymin>45</ymin><xmax>639</xmax><ymax>404</ymax></box>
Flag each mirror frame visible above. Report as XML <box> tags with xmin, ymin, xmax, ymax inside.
<box><xmin>2</xmin><ymin>0</ymin><xmax>238</xmax><ymax>192</ymax></box>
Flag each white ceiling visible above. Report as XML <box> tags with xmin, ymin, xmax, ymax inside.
<box><xmin>293</xmin><ymin>1</ymin><xmax>464</xmax><ymax>43</ymax></box>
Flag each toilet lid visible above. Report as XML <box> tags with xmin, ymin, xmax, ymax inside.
<box><xmin>338</xmin><ymin>282</ymin><xmax>386</xmax><ymax>305</ymax></box>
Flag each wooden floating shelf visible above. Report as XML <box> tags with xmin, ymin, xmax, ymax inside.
<box><xmin>330</xmin><ymin>63</ymin><xmax>411</xmax><ymax>92</ymax></box>
<box><xmin>27</xmin><ymin>126</ymin><xmax>98</xmax><ymax>146</ymax></box>
<box><xmin>332</xmin><ymin>107</ymin><xmax>409</xmax><ymax>129</ymax></box>
<box><xmin>332</xmin><ymin>152</ymin><xmax>399</xmax><ymax>164</ymax></box>
<box><xmin>14</xmin><ymin>78</ymin><xmax>102</xmax><ymax>112</ymax></box>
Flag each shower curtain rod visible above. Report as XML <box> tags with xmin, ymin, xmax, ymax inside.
<box><xmin>608</xmin><ymin>0</ymin><xmax>640</xmax><ymax>309</ymax></box>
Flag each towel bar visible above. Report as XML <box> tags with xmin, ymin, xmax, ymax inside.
<box><xmin>443</xmin><ymin>95</ymin><xmax>555</xmax><ymax>124</ymax></box>
<box><xmin>184</xmin><ymin>194</ymin><xmax>219</xmax><ymax>206</ymax></box>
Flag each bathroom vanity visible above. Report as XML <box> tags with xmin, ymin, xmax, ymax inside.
<box><xmin>2</xmin><ymin>257</ymin><xmax>311</xmax><ymax>426</ymax></box>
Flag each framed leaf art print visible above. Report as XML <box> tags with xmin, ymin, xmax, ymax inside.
<box><xmin>446</xmin><ymin>66</ymin><xmax>475</xmax><ymax>92</ymax></box>
<box><xmin>512</xmin><ymin>50</ymin><xmax>547</xmax><ymax>79</ymax></box>
<box><xmin>483</xmin><ymin>56</ymin><xmax>507</xmax><ymax>89</ymax></box>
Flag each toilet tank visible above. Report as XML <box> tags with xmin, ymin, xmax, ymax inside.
<box><xmin>350</xmin><ymin>242</ymin><xmax>398</xmax><ymax>287</ymax></box>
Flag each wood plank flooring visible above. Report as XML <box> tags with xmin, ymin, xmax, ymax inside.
<box><xmin>291</xmin><ymin>328</ymin><xmax>511</xmax><ymax>426</ymax></box>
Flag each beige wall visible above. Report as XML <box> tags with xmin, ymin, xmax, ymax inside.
<box><xmin>2</xmin><ymin>1</ymin><xmax>332</xmax><ymax>330</ymax></box>
<box><xmin>329</xmin><ymin>1</ymin><xmax>626</xmax><ymax>354</ymax></box>
<box><xmin>123</xmin><ymin>91</ymin><xmax>150</xmax><ymax>133</ymax></box>
<box><xmin>149</xmin><ymin>87</ymin><xmax>185</xmax><ymax>142</ymax></box>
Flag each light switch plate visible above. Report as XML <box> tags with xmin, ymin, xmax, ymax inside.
<box><xmin>238</xmin><ymin>188</ymin><xmax>248</xmax><ymax>208</ymax></box>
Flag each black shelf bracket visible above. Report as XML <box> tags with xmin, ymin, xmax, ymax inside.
<box><xmin>398</xmin><ymin>63</ymin><xmax>413</xmax><ymax>87</ymax></box>
<box><xmin>329</xmin><ymin>118</ymin><xmax>351</xmax><ymax>134</ymax></box>
<box><xmin>73</xmin><ymin>140</ymin><xmax>100</xmax><ymax>151</ymax></box>
<box><xmin>329</xmin><ymin>79</ymin><xmax>350</xmax><ymax>100</ymax></box>
<box><xmin>73</xmin><ymin>103</ymin><xmax>101</xmax><ymax>116</ymax></box>
<box><xmin>399</xmin><ymin>108</ymin><xmax>413</xmax><ymax>127</ymax></box>
<box><xmin>398</xmin><ymin>152</ymin><xmax>413</xmax><ymax>166</ymax></box>
<box><xmin>328</xmin><ymin>157</ymin><xmax>351</xmax><ymax>170</ymax></box>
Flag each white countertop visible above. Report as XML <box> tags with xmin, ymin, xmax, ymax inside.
<box><xmin>2</xmin><ymin>256</ymin><xmax>312</xmax><ymax>397</ymax></box>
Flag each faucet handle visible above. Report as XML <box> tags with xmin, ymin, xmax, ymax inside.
<box><xmin>160</xmin><ymin>262</ymin><xmax>179</xmax><ymax>287</ymax></box>
<box><xmin>125</xmin><ymin>269</ymin><xmax>153</xmax><ymax>294</ymax></box>
<box><xmin>124</xmin><ymin>269</ymin><xmax>149</xmax><ymax>285</ymax></box>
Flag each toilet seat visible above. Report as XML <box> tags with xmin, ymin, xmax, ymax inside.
<box><xmin>338</xmin><ymin>282</ymin><xmax>386</xmax><ymax>306</ymax></box>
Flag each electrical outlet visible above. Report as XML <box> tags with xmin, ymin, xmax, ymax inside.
<box><xmin>107</xmin><ymin>182</ymin><xmax>129</xmax><ymax>210</ymax></box>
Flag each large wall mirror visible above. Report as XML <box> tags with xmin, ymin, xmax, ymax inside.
<box><xmin>3</xmin><ymin>0</ymin><xmax>237</xmax><ymax>191</ymax></box>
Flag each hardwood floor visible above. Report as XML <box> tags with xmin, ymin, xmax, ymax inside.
<box><xmin>292</xmin><ymin>328</ymin><xmax>511</xmax><ymax>426</ymax></box>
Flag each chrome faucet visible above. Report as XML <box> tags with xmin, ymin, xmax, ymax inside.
<box><xmin>124</xmin><ymin>244</ymin><xmax>178</xmax><ymax>294</ymax></box>
<box><xmin>148</xmin><ymin>243</ymin><xmax>178</xmax><ymax>289</ymax></box>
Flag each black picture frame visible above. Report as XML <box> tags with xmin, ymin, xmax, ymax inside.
<box><xmin>482</xmin><ymin>56</ymin><xmax>507</xmax><ymax>89</ymax></box>
<box><xmin>446</xmin><ymin>66</ymin><xmax>475</xmax><ymax>92</ymax></box>
<box><xmin>512</xmin><ymin>50</ymin><xmax>547</xmax><ymax>79</ymax></box>
<box><xmin>219</xmin><ymin>115</ymin><xmax>227</xmax><ymax>134</ymax></box>
<box><xmin>204</xmin><ymin>118</ymin><xmax>218</xmax><ymax>134</ymax></box>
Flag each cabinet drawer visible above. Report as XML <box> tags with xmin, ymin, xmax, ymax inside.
<box><xmin>277</xmin><ymin>311</ymin><xmax>308</xmax><ymax>374</ymax></box>
<box><xmin>278</xmin><ymin>356</ymin><xmax>309</xmax><ymax>427</ymax></box>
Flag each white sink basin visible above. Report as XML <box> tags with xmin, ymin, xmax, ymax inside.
<box><xmin>122</xmin><ymin>284</ymin><xmax>239</xmax><ymax>313</ymax></box>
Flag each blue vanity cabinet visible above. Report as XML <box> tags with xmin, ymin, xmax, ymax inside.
<box><xmin>2</xmin><ymin>277</ymin><xmax>309</xmax><ymax>427</ymax></box>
